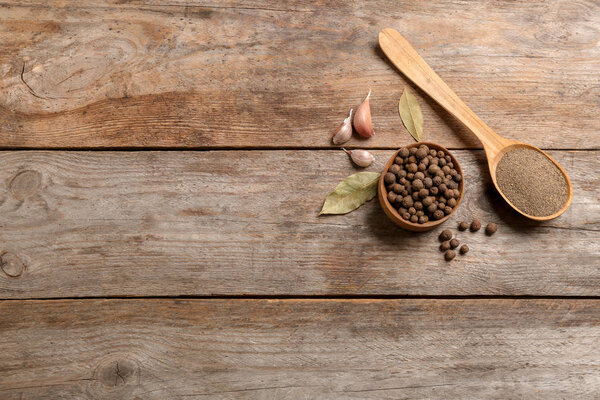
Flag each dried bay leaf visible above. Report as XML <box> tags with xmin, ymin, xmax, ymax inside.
<box><xmin>320</xmin><ymin>172</ymin><xmax>381</xmax><ymax>215</ymax></box>
<box><xmin>399</xmin><ymin>88</ymin><xmax>424</xmax><ymax>141</ymax></box>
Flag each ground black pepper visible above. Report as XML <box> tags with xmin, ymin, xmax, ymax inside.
<box><xmin>495</xmin><ymin>147</ymin><xmax>568</xmax><ymax>217</ymax></box>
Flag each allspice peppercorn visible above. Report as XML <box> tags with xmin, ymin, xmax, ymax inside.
<box><xmin>445</xmin><ymin>250</ymin><xmax>456</xmax><ymax>261</ymax></box>
<box><xmin>439</xmin><ymin>230</ymin><xmax>452</xmax><ymax>242</ymax></box>
<box><xmin>449</xmin><ymin>238</ymin><xmax>459</xmax><ymax>249</ymax></box>
<box><xmin>470</xmin><ymin>219</ymin><xmax>481</xmax><ymax>232</ymax></box>
<box><xmin>458</xmin><ymin>221</ymin><xmax>468</xmax><ymax>231</ymax></box>
<box><xmin>459</xmin><ymin>244</ymin><xmax>469</xmax><ymax>255</ymax></box>
<box><xmin>485</xmin><ymin>222</ymin><xmax>498</xmax><ymax>236</ymax></box>
<box><xmin>440</xmin><ymin>241</ymin><xmax>451</xmax><ymax>252</ymax></box>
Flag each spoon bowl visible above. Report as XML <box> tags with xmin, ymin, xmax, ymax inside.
<box><xmin>378</xmin><ymin>28</ymin><xmax>573</xmax><ymax>220</ymax></box>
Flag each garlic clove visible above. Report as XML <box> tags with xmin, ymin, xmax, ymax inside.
<box><xmin>354</xmin><ymin>89</ymin><xmax>374</xmax><ymax>138</ymax></box>
<box><xmin>343</xmin><ymin>148</ymin><xmax>375</xmax><ymax>167</ymax></box>
<box><xmin>332</xmin><ymin>109</ymin><xmax>353</xmax><ymax>145</ymax></box>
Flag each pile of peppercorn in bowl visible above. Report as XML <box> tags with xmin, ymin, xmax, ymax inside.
<box><xmin>378</xmin><ymin>142</ymin><xmax>464</xmax><ymax>231</ymax></box>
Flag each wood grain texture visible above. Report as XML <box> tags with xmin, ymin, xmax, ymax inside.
<box><xmin>1</xmin><ymin>298</ymin><xmax>599</xmax><ymax>399</ymax></box>
<box><xmin>0</xmin><ymin>150</ymin><xmax>597</xmax><ymax>298</ymax></box>
<box><xmin>1</xmin><ymin>0</ymin><xmax>599</xmax><ymax>148</ymax></box>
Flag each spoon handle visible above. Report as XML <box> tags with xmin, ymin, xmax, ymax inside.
<box><xmin>379</xmin><ymin>28</ymin><xmax>510</xmax><ymax>156</ymax></box>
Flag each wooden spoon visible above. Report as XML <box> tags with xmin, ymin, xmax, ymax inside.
<box><xmin>379</xmin><ymin>28</ymin><xmax>572</xmax><ymax>221</ymax></box>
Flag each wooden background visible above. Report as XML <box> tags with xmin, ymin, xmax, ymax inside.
<box><xmin>1</xmin><ymin>0</ymin><xmax>599</xmax><ymax>398</ymax></box>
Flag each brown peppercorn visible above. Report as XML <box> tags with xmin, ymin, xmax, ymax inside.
<box><xmin>408</xmin><ymin>155</ymin><xmax>417</xmax><ymax>163</ymax></box>
<box><xmin>438</xmin><ymin>158</ymin><xmax>447</xmax><ymax>167</ymax></box>
<box><xmin>409</xmin><ymin>147</ymin><xmax>418</xmax><ymax>155</ymax></box>
<box><xmin>418</xmin><ymin>216</ymin><xmax>427</xmax><ymax>224</ymax></box>
<box><xmin>449</xmin><ymin>238</ymin><xmax>459</xmax><ymax>249</ymax></box>
<box><xmin>389</xmin><ymin>164</ymin><xmax>401</xmax><ymax>174</ymax></box>
<box><xmin>439</xmin><ymin>230</ymin><xmax>452</xmax><ymax>242</ymax></box>
<box><xmin>444</xmin><ymin>250</ymin><xmax>456</xmax><ymax>261</ymax></box>
<box><xmin>439</xmin><ymin>197</ymin><xmax>446</xmax><ymax>205</ymax></box>
<box><xmin>423</xmin><ymin>177</ymin><xmax>433</xmax><ymax>188</ymax></box>
<box><xmin>453</xmin><ymin>189</ymin><xmax>461</xmax><ymax>199</ymax></box>
<box><xmin>408</xmin><ymin>207</ymin><xmax>416</xmax><ymax>215</ymax></box>
<box><xmin>429</xmin><ymin>149</ymin><xmax>437</xmax><ymax>157</ymax></box>
<box><xmin>402</xmin><ymin>196</ymin><xmax>414</xmax><ymax>208</ymax></box>
<box><xmin>440</xmin><ymin>240</ymin><xmax>451</xmax><ymax>251</ymax></box>
<box><xmin>470</xmin><ymin>219</ymin><xmax>481</xmax><ymax>232</ymax></box>
<box><xmin>459</xmin><ymin>244</ymin><xmax>469</xmax><ymax>255</ymax></box>
<box><xmin>399</xmin><ymin>148</ymin><xmax>409</xmax><ymax>158</ymax></box>
<box><xmin>421</xmin><ymin>157</ymin><xmax>430</xmax><ymax>167</ymax></box>
<box><xmin>433</xmin><ymin>210</ymin><xmax>445</xmax><ymax>220</ymax></box>
<box><xmin>384</xmin><ymin>172</ymin><xmax>396</xmax><ymax>185</ymax></box>
<box><xmin>407</xmin><ymin>163</ymin><xmax>418</xmax><ymax>173</ymax></box>
<box><xmin>402</xmin><ymin>212</ymin><xmax>410</xmax><ymax>220</ymax></box>
<box><xmin>485</xmin><ymin>222</ymin><xmax>498</xmax><ymax>236</ymax></box>
<box><xmin>392</xmin><ymin>183</ymin><xmax>404</xmax><ymax>194</ymax></box>
<box><xmin>416</xmin><ymin>210</ymin><xmax>424</xmax><ymax>217</ymax></box>
<box><xmin>418</xmin><ymin>163</ymin><xmax>427</xmax><ymax>172</ymax></box>
<box><xmin>422</xmin><ymin>196</ymin><xmax>434</xmax><ymax>207</ymax></box>
<box><xmin>414</xmin><ymin>201</ymin><xmax>423</xmax><ymax>211</ymax></box>
<box><xmin>399</xmin><ymin>177</ymin><xmax>407</xmax><ymax>185</ymax></box>
<box><xmin>410</xmin><ymin>215</ymin><xmax>418</xmax><ymax>223</ymax></box>
<box><xmin>442</xmin><ymin>165</ymin><xmax>451</xmax><ymax>174</ymax></box>
<box><xmin>447</xmin><ymin>162</ymin><xmax>454</xmax><ymax>169</ymax></box>
<box><xmin>419</xmin><ymin>188</ymin><xmax>429</xmax><ymax>198</ymax></box>
<box><xmin>453</xmin><ymin>173</ymin><xmax>462</xmax><ymax>182</ymax></box>
<box><xmin>439</xmin><ymin>183</ymin><xmax>447</xmax><ymax>192</ymax></box>
<box><xmin>430</xmin><ymin>186</ymin><xmax>439</xmax><ymax>195</ymax></box>
<box><xmin>430</xmin><ymin>157</ymin><xmax>439</xmax><ymax>165</ymax></box>
<box><xmin>412</xmin><ymin>179</ymin><xmax>424</xmax><ymax>190</ymax></box>
<box><xmin>406</xmin><ymin>172</ymin><xmax>415</xmax><ymax>180</ymax></box>
<box><xmin>412</xmin><ymin>191</ymin><xmax>420</xmax><ymax>200</ymax></box>
<box><xmin>427</xmin><ymin>203</ymin><xmax>437</xmax><ymax>214</ymax></box>
<box><xmin>438</xmin><ymin>151</ymin><xmax>445</xmax><ymax>158</ymax></box>
<box><xmin>414</xmin><ymin>171</ymin><xmax>425</xmax><ymax>180</ymax></box>
<box><xmin>387</xmin><ymin>191</ymin><xmax>397</xmax><ymax>203</ymax></box>
<box><xmin>428</xmin><ymin>164</ymin><xmax>439</xmax><ymax>175</ymax></box>
<box><xmin>397</xmin><ymin>170</ymin><xmax>407</xmax><ymax>179</ymax></box>
<box><xmin>447</xmin><ymin>180</ymin><xmax>458</xmax><ymax>190</ymax></box>
<box><xmin>432</xmin><ymin>176</ymin><xmax>443</xmax><ymax>186</ymax></box>
<box><xmin>398</xmin><ymin>207</ymin><xmax>407</xmax><ymax>215</ymax></box>
<box><xmin>435</xmin><ymin>169</ymin><xmax>445</xmax><ymax>178</ymax></box>
<box><xmin>415</xmin><ymin>147</ymin><xmax>427</xmax><ymax>159</ymax></box>
<box><xmin>444</xmin><ymin>206</ymin><xmax>453</xmax><ymax>215</ymax></box>
<box><xmin>444</xmin><ymin>189</ymin><xmax>454</xmax><ymax>199</ymax></box>
<box><xmin>458</xmin><ymin>221</ymin><xmax>468</xmax><ymax>231</ymax></box>
<box><xmin>447</xmin><ymin>198</ymin><xmax>457</xmax><ymax>207</ymax></box>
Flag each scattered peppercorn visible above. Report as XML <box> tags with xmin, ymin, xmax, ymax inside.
<box><xmin>439</xmin><ymin>230</ymin><xmax>452</xmax><ymax>242</ymax></box>
<box><xmin>459</xmin><ymin>244</ymin><xmax>469</xmax><ymax>255</ymax></box>
<box><xmin>458</xmin><ymin>221</ymin><xmax>468</xmax><ymax>231</ymax></box>
<box><xmin>440</xmin><ymin>240</ymin><xmax>451</xmax><ymax>252</ymax></box>
<box><xmin>485</xmin><ymin>222</ymin><xmax>498</xmax><ymax>236</ymax></box>
<box><xmin>470</xmin><ymin>219</ymin><xmax>481</xmax><ymax>232</ymax></box>
<box><xmin>445</xmin><ymin>250</ymin><xmax>456</xmax><ymax>261</ymax></box>
<box><xmin>449</xmin><ymin>238</ymin><xmax>459</xmax><ymax>249</ymax></box>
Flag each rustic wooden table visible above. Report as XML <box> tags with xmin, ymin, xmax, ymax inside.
<box><xmin>1</xmin><ymin>1</ymin><xmax>599</xmax><ymax>398</ymax></box>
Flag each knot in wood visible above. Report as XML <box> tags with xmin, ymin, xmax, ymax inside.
<box><xmin>0</xmin><ymin>251</ymin><xmax>25</xmax><ymax>278</ymax></box>
<box><xmin>96</xmin><ymin>358</ymin><xmax>138</xmax><ymax>387</ymax></box>
<box><xmin>9</xmin><ymin>170</ymin><xmax>42</xmax><ymax>200</ymax></box>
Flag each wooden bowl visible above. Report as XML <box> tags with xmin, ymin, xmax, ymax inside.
<box><xmin>378</xmin><ymin>142</ymin><xmax>465</xmax><ymax>231</ymax></box>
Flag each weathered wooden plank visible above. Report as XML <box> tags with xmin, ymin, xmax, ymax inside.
<box><xmin>1</xmin><ymin>0</ymin><xmax>598</xmax><ymax>148</ymax></box>
<box><xmin>0</xmin><ymin>150</ymin><xmax>597</xmax><ymax>298</ymax></box>
<box><xmin>1</xmin><ymin>298</ymin><xmax>599</xmax><ymax>399</ymax></box>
